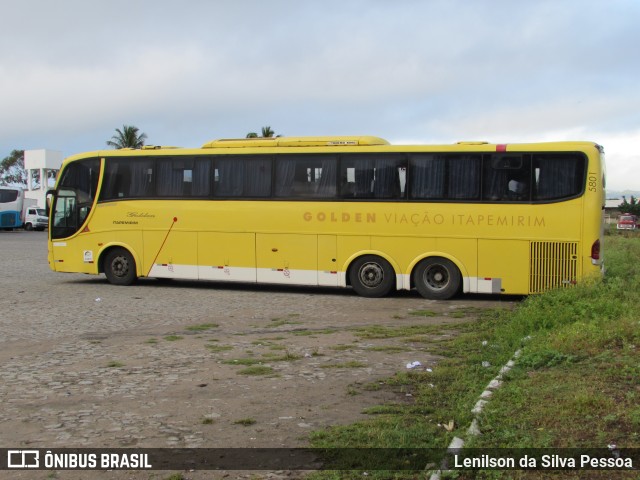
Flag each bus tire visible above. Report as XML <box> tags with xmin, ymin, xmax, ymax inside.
<box><xmin>103</xmin><ymin>248</ymin><xmax>137</xmax><ymax>286</ymax></box>
<box><xmin>349</xmin><ymin>255</ymin><xmax>395</xmax><ymax>298</ymax></box>
<box><xmin>413</xmin><ymin>257</ymin><xmax>461</xmax><ymax>300</ymax></box>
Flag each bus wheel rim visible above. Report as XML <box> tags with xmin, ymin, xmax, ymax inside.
<box><xmin>112</xmin><ymin>257</ymin><xmax>129</xmax><ymax>277</ymax></box>
<box><xmin>359</xmin><ymin>262</ymin><xmax>384</xmax><ymax>288</ymax></box>
<box><xmin>424</xmin><ymin>265</ymin><xmax>449</xmax><ymax>290</ymax></box>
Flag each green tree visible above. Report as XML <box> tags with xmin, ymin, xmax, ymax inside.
<box><xmin>620</xmin><ymin>196</ymin><xmax>640</xmax><ymax>216</ymax></box>
<box><xmin>106</xmin><ymin>125</ymin><xmax>148</xmax><ymax>149</ymax></box>
<box><xmin>0</xmin><ymin>149</ymin><xmax>27</xmax><ymax>186</ymax></box>
<box><xmin>246</xmin><ymin>126</ymin><xmax>278</xmax><ymax>138</ymax></box>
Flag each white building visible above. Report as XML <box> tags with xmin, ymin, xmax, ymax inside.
<box><xmin>24</xmin><ymin>149</ymin><xmax>63</xmax><ymax>207</ymax></box>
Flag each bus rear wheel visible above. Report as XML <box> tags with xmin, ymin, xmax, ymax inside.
<box><xmin>104</xmin><ymin>248</ymin><xmax>137</xmax><ymax>286</ymax></box>
<box><xmin>349</xmin><ymin>255</ymin><xmax>395</xmax><ymax>298</ymax></box>
<box><xmin>413</xmin><ymin>257</ymin><xmax>461</xmax><ymax>300</ymax></box>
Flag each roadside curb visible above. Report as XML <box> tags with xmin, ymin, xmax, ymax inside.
<box><xmin>428</xmin><ymin>348</ymin><xmax>523</xmax><ymax>480</ymax></box>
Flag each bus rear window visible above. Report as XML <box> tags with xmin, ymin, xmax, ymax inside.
<box><xmin>0</xmin><ymin>189</ymin><xmax>18</xmax><ymax>203</ymax></box>
<box><xmin>533</xmin><ymin>154</ymin><xmax>585</xmax><ymax>201</ymax></box>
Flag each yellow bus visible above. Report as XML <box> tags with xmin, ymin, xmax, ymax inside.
<box><xmin>47</xmin><ymin>136</ymin><xmax>605</xmax><ymax>299</ymax></box>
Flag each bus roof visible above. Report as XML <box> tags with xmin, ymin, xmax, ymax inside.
<box><xmin>61</xmin><ymin>137</ymin><xmax>603</xmax><ymax>163</ymax></box>
<box><xmin>201</xmin><ymin>136</ymin><xmax>390</xmax><ymax>148</ymax></box>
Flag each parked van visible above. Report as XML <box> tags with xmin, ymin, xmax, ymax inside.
<box><xmin>617</xmin><ymin>213</ymin><xmax>639</xmax><ymax>230</ymax></box>
<box><xmin>23</xmin><ymin>206</ymin><xmax>48</xmax><ymax>231</ymax></box>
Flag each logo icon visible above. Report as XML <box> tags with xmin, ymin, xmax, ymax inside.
<box><xmin>7</xmin><ymin>450</ymin><xmax>40</xmax><ymax>468</ymax></box>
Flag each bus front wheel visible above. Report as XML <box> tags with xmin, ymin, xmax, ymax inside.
<box><xmin>349</xmin><ymin>255</ymin><xmax>395</xmax><ymax>298</ymax></box>
<box><xmin>413</xmin><ymin>257</ymin><xmax>461</xmax><ymax>300</ymax></box>
<box><xmin>104</xmin><ymin>248</ymin><xmax>137</xmax><ymax>286</ymax></box>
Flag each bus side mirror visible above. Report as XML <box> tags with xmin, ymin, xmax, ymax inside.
<box><xmin>46</xmin><ymin>189</ymin><xmax>56</xmax><ymax>212</ymax></box>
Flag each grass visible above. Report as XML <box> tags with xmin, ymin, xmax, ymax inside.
<box><xmin>269</xmin><ymin>314</ymin><xmax>303</xmax><ymax>327</ymax></box>
<box><xmin>237</xmin><ymin>366</ymin><xmax>274</xmax><ymax>376</ymax></box>
<box><xmin>163</xmin><ymin>474</ymin><xmax>185</xmax><ymax>480</ymax></box>
<box><xmin>262</xmin><ymin>351</ymin><xmax>302</xmax><ymax>361</ymax></box>
<box><xmin>367</xmin><ymin>345</ymin><xmax>411</xmax><ymax>353</ymax></box>
<box><xmin>163</xmin><ymin>335</ymin><xmax>183</xmax><ymax>341</ymax></box>
<box><xmin>233</xmin><ymin>418</ymin><xmax>257</xmax><ymax>426</ymax></box>
<box><xmin>252</xmin><ymin>340</ymin><xmax>285</xmax><ymax>349</ymax></box>
<box><xmin>185</xmin><ymin>322</ymin><xmax>219</xmax><ymax>332</ymax></box>
<box><xmin>468</xmin><ymin>237</ymin><xmax>640</xmax><ymax>451</ymax></box>
<box><xmin>205</xmin><ymin>344</ymin><xmax>233</xmax><ymax>353</ymax></box>
<box><xmin>320</xmin><ymin>361</ymin><xmax>367</xmax><ymax>369</ymax></box>
<box><xmin>408</xmin><ymin>309</ymin><xmax>437</xmax><ymax>317</ymax></box>
<box><xmin>222</xmin><ymin>357</ymin><xmax>263</xmax><ymax>366</ymax></box>
<box><xmin>292</xmin><ymin>328</ymin><xmax>338</xmax><ymax>336</ymax></box>
<box><xmin>308</xmin><ymin>235</ymin><xmax>640</xmax><ymax>479</ymax></box>
<box><xmin>330</xmin><ymin>344</ymin><xmax>355</xmax><ymax>351</ymax></box>
<box><xmin>354</xmin><ymin>324</ymin><xmax>444</xmax><ymax>339</ymax></box>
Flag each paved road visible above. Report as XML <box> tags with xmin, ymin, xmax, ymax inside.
<box><xmin>0</xmin><ymin>230</ymin><xmax>516</xmax><ymax>478</ymax></box>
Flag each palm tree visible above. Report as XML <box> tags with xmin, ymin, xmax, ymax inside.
<box><xmin>246</xmin><ymin>126</ymin><xmax>278</xmax><ymax>138</ymax></box>
<box><xmin>107</xmin><ymin>125</ymin><xmax>148</xmax><ymax>149</ymax></box>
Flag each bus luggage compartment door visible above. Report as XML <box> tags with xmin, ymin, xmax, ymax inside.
<box><xmin>198</xmin><ymin>232</ymin><xmax>256</xmax><ymax>283</ymax></box>
<box><xmin>256</xmin><ymin>233</ymin><xmax>318</xmax><ymax>285</ymax></box>
<box><xmin>477</xmin><ymin>240</ymin><xmax>529</xmax><ymax>294</ymax></box>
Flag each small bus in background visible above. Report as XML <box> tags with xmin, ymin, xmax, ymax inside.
<box><xmin>0</xmin><ymin>186</ymin><xmax>48</xmax><ymax>231</ymax></box>
<box><xmin>0</xmin><ymin>186</ymin><xmax>25</xmax><ymax>229</ymax></box>
<box><xmin>46</xmin><ymin>136</ymin><xmax>605</xmax><ymax>299</ymax></box>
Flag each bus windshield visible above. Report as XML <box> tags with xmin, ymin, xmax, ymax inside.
<box><xmin>51</xmin><ymin>158</ymin><xmax>99</xmax><ymax>239</ymax></box>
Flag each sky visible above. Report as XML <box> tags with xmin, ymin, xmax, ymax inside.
<box><xmin>1</xmin><ymin>0</ymin><xmax>639</xmax><ymax>192</ymax></box>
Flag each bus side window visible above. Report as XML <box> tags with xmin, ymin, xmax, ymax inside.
<box><xmin>101</xmin><ymin>161</ymin><xmax>130</xmax><ymax>199</ymax></box>
<box><xmin>275</xmin><ymin>155</ymin><xmax>337</xmax><ymax>198</ymax></box>
<box><xmin>409</xmin><ymin>154</ymin><xmax>480</xmax><ymax>200</ymax></box>
<box><xmin>214</xmin><ymin>156</ymin><xmax>272</xmax><ymax>198</ymax></box>
<box><xmin>341</xmin><ymin>154</ymin><xmax>405</xmax><ymax>200</ymax></box>
<box><xmin>482</xmin><ymin>154</ymin><xmax>529</xmax><ymax>202</ymax></box>
<box><xmin>448</xmin><ymin>155</ymin><xmax>480</xmax><ymax>200</ymax></box>
<box><xmin>157</xmin><ymin>157</ymin><xmax>186</xmax><ymax>196</ymax></box>
<box><xmin>100</xmin><ymin>158</ymin><xmax>154</xmax><ymax>200</ymax></box>
<box><xmin>342</xmin><ymin>167</ymin><xmax>357</xmax><ymax>197</ymax></box>
<box><xmin>409</xmin><ymin>154</ymin><xmax>445</xmax><ymax>199</ymax></box>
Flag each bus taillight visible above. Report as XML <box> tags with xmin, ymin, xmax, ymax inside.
<box><xmin>591</xmin><ymin>239</ymin><xmax>600</xmax><ymax>260</ymax></box>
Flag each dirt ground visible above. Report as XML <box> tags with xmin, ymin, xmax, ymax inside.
<box><xmin>0</xmin><ymin>232</ymin><xmax>517</xmax><ymax>480</ymax></box>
